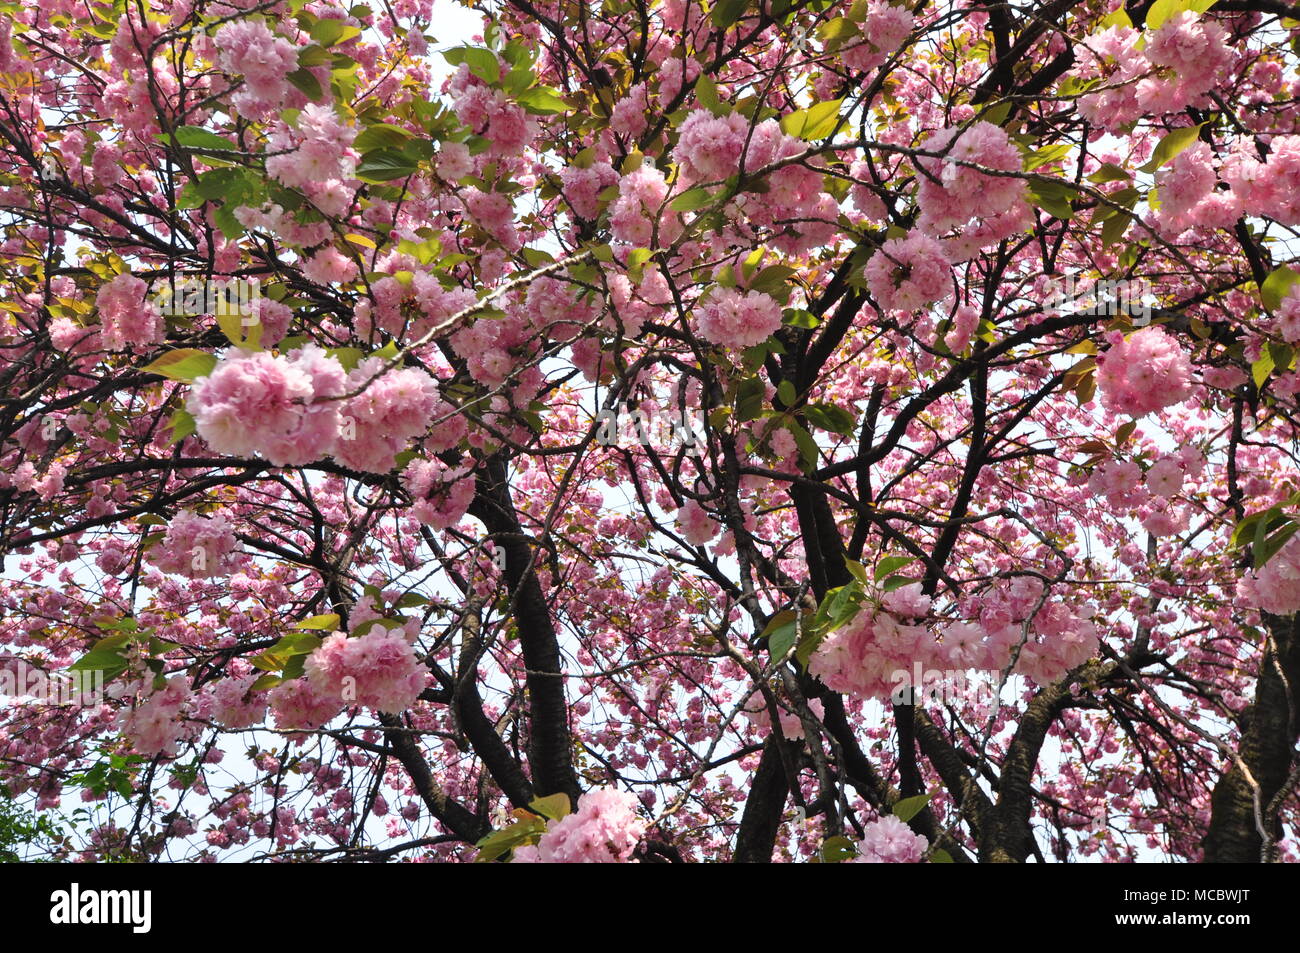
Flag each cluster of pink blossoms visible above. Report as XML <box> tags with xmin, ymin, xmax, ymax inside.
<box><xmin>213</xmin><ymin>20</ymin><xmax>298</xmax><ymax>119</ymax></box>
<box><xmin>560</xmin><ymin>160</ymin><xmax>619</xmax><ymax>220</ymax></box>
<box><xmin>809</xmin><ymin>583</ymin><xmax>964</xmax><ymax>699</ymax></box>
<box><xmin>1152</xmin><ymin>141</ymin><xmax>1240</xmax><ymax>235</ymax></box>
<box><xmin>119</xmin><ymin>675</ymin><xmax>192</xmax><ymax>757</ymax></box>
<box><xmin>186</xmin><ymin>345</ymin><xmax>346</xmax><ymax>466</ymax></box>
<box><xmin>1096</xmin><ymin>327</ymin><xmax>1193</xmax><ymax>418</ymax></box>
<box><xmin>145</xmin><ymin>510</ymin><xmax>240</xmax><ymax>579</ymax></box>
<box><xmin>839</xmin><ymin>0</ymin><xmax>914</xmax><ymax>73</ymax></box>
<box><xmin>610</xmin><ymin>163</ymin><xmax>681</xmax><ymax>247</ymax></box>
<box><xmin>445</xmin><ymin>62</ymin><xmax>537</xmax><ymax>159</ymax></box>
<box><xmin>916</xmin><ymin>121</ymin><xmax>1027</xmax><ymax>242</ymax></box>
<box><xmin>1144</xmin><ymin>134</ymin><xmax>1300</xmax><ymax>235</ymax></box>
<box><xmin>811</xmin><ymin>579</ymin><xmax>1099</xmax><ymax>696</ymax></box>
<box><xmin>676</xmin><ymin>499</ymin><xmax>720</xmax><ymax>545</ymax></box>
<box><xmin>863</xmin><ymin>231</ymin><xmax>952</xmax><ymax>314</ymax></box>
<box><xmin>676</xmin><ymin>111</ymin><xmax>753</xmax><ymax>181</ymax></box>
<box><xmin>511</xmin><ymin>788</ymin><xmax>647</xmax><ymax>863</ymax></box>
<box><xmin>333</xmin><ymin>359</ymin><xmax>441</xmax><ymax>473</ymax></box>
<box><xmin>267</xmin><ymin>678</ymin><xmax>341</xmax><ymax>731</ymax></box>
<box><xmin>1222</xmin><ymin>135</ymin><xmax>1300</xmax><ymax>227</ymax></box>
<box><xmin>696</xmin><ymin>287</ymin><xmax>783</xmax><ymax>348</ymax></box>
<box><xmin>1275</xmin><ymin>286</ymin><xmax>1300</xmax><ymax>344</ymax></box>
<box><xmin>204</xmin><ymin>672</ymin><xmax>269</xmax><ymax>729</ymax></box>
<box><xmin>669</xmin><ymin>111</ymin><xmax>841</xmax><ymax>254</ymax></box>
<box><xmin>1238</xmin><ymin>534</ymin><xmax>1300</xmax><ymax>616</ymax></box>
<box><xmin>95</xmin><ymin>273</ymin><xmax>165</xmax><ymax>351</ymax></box>
<box><xmin>1075</xmin><ymin>14</ymin><xmax>1234</xmax><ymax>129</ymax></box>
<box><xmin>303</xmin><ymin>626</ymin><xmax>430</xmax><ymax>715</ymax></box>
<box><xmin>524</xmin><ymin>275</ymin><xmax>602</xmax><ymax>343</ymax></box>
<box><xmin>1087</xmin><ymin>447</ymin><xmax>1204</xmax><ymax>536</ymax></box>
<box><xmin>264</xmin><ymin>104</ymin><xmax>358</xmax><ymax>202</ymax></box>
<box><xmin>402</xmin><ymin>458</ymin><xmax>476</xmax><ymax>529</ymax></box>
<box><xmin>854</xmin><ymin>815</ymin><xmax>929</xmax><ymax>862</ymax></box>
<box><xmin>187</xmin><ymin>346</ymin><xmax>452</xmax><ymax>475</ymax></box>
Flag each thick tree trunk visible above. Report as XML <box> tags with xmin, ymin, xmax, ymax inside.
<box><xmin>732</xmin><ymin>739</ymin><xmax>789</xmax><ymax>862</ymax></box>
<box><xmin>1202</xmin><ymin>612</ymin><xmax>1300</xmax><ymax>862</ymax></box>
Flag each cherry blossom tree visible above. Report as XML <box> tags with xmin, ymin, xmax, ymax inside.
<box><xmin>0</xmin><ymin>0</ymin><xmax>1298</xmax><ymax>863</ymax></box>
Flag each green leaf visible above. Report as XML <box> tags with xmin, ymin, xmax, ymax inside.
<box><xmin>980</xmin><ymin>101</ymin><xmax>1014</xmax><ymax>127</ymax></box>
<box><xmin>1146</xmin><ymin>0</ymin><xmax>1201</xmax><ymax>30</ymax></box>
<box><xmin>298</xmin><ymin>44</ymin><xmax>333</xmax><ymax>68</ymax></box>
<box><xmin>473</xmin><ymin>813</ymin><xmax>547</xmax><ymax>863</ymax></box>
<box><xmin>217</xmin><ymin>310</ymin><xmax>263</xmax><ymax>351</ymax></box>
<box><xmin>140</xmin><ymin>349</ymin><xmax>216</xmax><ymax>382</ymax></box>
<box><xmin>804</xmin><ymin>402</ymin><xmax>855</xmax><ymax>436</ymax></box>
<box><xmin>310</xmin><ymin>18</ymin><xmax>344</xmax><ymax>46</ymax></box>
<box><xmin>251</xmin><ymin>632</ymin><xmax>323</xmax><ymax>672</ymax></box>
<box><xmin>176</xmin><ymin>182</ymin><xmax>204</xmax><ymax>209</ymax></box>
<box><xmin>776</xmin><ymin>379</ymin><xmax>796</xmax><ymax>407</ymax></box>
<box><xmin>1027</xmin><ymin>180</ymin><xmax>1077</xmax><ymax>219</ymax></box>
<box><xmin>1100</xmin><ymin>7</ymin><xmax>1133</xmax><ymax>28</ymax></box>
<box><xmin>748</xmin><ymin>264</ymin><xmax>795</xmax><ymax>298</ymax></box>
<box><xmin>68</xmin><ymin>648</ymin><xmax>128</xmax><ymax>678</ymax></box>
<box><xmin>1255</xmin><ymin>520</ymin><xmax>1298</xmax><ymax>568</ymax></box>
<box><xmin>1252</xmin><ymin>349</ymin><xmax>1275</xmax><ymax>390</ymax></box>
<box><xmin>528</xmin><ymin>793</ymin><xmax>572</xmax><ymax>821</ymax></box>
<box><xmin>892</xmin><ymin>794</ymin><xmax>930</xmax><ymax>823</ymax></box>
<box><xmin>819</xmin><ymin>835</ymin><xmax>857</xmax><ymax>863</ymax></box>
<box><xmin>695</xmin><ymin>74</ymin><xmax>724</xmax><ymax>115</ymax></box>
<box><xmin>443</xmin><ymin>47</ymin><xmax>500</xmax><ymax>84</ymax></box>
<box><xmin>168</xmin><ymin>126</ymin><xmax>238</xmax><ymax>152</ymax></box>
<box><xmin>1139</xmin><ymin>123</ymin><xmax>1205</xmax><ymax>173</ymax></box>
<box><xmin>295</xmin><ymin>613</ymin><xmax>341</xmax><ymax>630</ymax></box>
<box><xmin>788</xmin><ymin>421</ymin><xmax>819</xmax><ymax>471</ymax></box>
<box><xmin>356</xmin><ymin>148</ymin><xmax>418</xmax><ymax>183</ymax></box>
<box><xmin>212</xmin><ymin>204</ymin><xmax>245</xmax><ymax>240</ymax></box>
<box><xmin>1261</xmin><ymin>266</ymin><xmax>1300</xmax><ymax>312</ymax></box>
<box><xmin>516</xmin><ymin>87</ymin><xmax>569</xmax><ymax>114</ymax></box>
<box><xmin>930</xmin><ymin>848</ymin><xmax>954</xmax><ymax>863</ymax></box>
<box><xmin>880</xmin><ymin>574</ymin><xmax>916</xmax><ymax>592</ymax></box>
<box><xmin>250</xmin><ymin>673</ymin><xmax>283</xmax><ymax>692</ymax></box>
<box><xmin>1025</xmin><ymin>143</ymin><xmax>1073</xmax><ymax>171</ymax></box>
<box><xmin>501</xmin><ymin>65</ymin><xmax>535</xmax><ymax>97</ymax></box>
<box><xmin>768</xmin><ymin>621</ymin><xmax>798</xmax><ymax>659</ymax></box>
<box><xmin>327</xmin><ymin>346</ymin><xmax>365</xmax><ymax>371</ymax></box>
<box><xmin>780</xmin><ymin>98</ymin><xmax>843</xmax><ymax>140</ymax></box>
<box><xmin>353</xmin><ymin>123</ymin><xmax>413</xmax><ymax>152</ymax></box>
<box><xmin>669</xmin><ymin>187</ymin><xmax>714</xmax><ymax>212</ymax></box>
<box><xmin>873</xmin><ymin>555</ymin><xmax>915</xmax><ymax>580</ymax></box>
<box><xmin>711</xmin><ymin>0</ymin><xmax>748</xmax><ymax>28</ymax></box>
<box><xmin>735</xmin><ymin>376</ymin><xmax>766</xmax><ymax>422</ymax></box>
<box><xmin>1100</xmin><ymin>209</ymin><xmax>1132</xmax><ymax>248</ymax></box>
<box><xmin>286</xmin><ymin>68</ymin><xmax>324</xmax><ymax>101</ymax></box>
<box><xmin>193</xmin><ymin>167</ymin><xmax>253</xmax><ymax>201</ymax></box>
<box><xmin>626</xmin><ymin>248</ymin><xmax>654</xmax><ymax>283</ymax></box>
<box><xmin>817</xmin><ymin>16</ymin><xmax>860</xmax><ymax>44</ymax></box>
<box><xmin>1088</xmin><ymin>162</ymin><xmax>1131</xmax><ymax>184</ymax></box>
<box><xmin>782</xmin><ymin>308</ymin><xmax>820</xmax><ymax>329</ymax></box>
<box><xmin>165</xmin><ymin>409</ymin><xmax>196</xmax><ymax>446</ymax></box>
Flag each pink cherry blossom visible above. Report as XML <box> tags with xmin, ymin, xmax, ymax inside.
<box><xmin>1096</xmin><ymin>327</ymin><xmax>1193</xmax><ymax>417</ymax></box>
